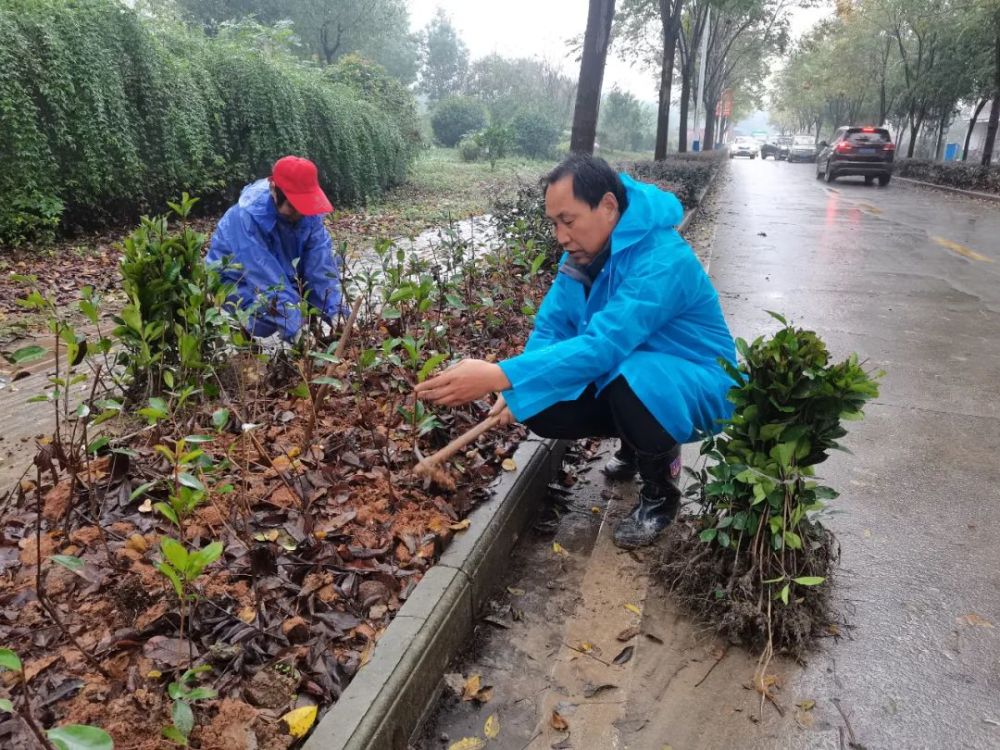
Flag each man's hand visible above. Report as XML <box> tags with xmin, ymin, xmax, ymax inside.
<box><xmin>488</xmin><ymin>394</ymin><xmax>515</xmax><ymax>426</ymax></box>
<box><xmin>415</xmin><ymin>359</ymin><xmax>511</xmax><ymax>407</ymax></box>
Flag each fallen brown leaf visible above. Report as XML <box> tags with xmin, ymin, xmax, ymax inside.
<box><xmin>616</xmin><ymin>626</ymin><xmax>640</xmax><ymax>642</ymax></box>
<box><xmin>550</xmin><ymin>708</ymin><xmax>569</xmax><ymax>731</ymax></box>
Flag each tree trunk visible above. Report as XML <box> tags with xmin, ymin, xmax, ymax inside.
<box><xmin>654</xmin><ymin>0</ymin><xmax>684</xmax><ymax>160</ymax></box>
<box><xmin>981</xmin><ymin>21</ymin><xmax>1000</xmax><ymax>166</ymax></box>
<box><xmin>678</xmin><ymin>72</ymin><xmax>691</xmax><ymax>152</ymax></box>
<box><xmin>963</xmin><ymin>97</ymin><xmax>988</xmax><ymax>161</ymax></box>
<box><xmin>703</xmin><ymin>104</ymin><xmax>718</xmax><ymax>151</ymax></box>
<box><xmin>570</xmin><ymin>0</ymin><xmax>617</xmax><ymax>154</ymax></box>
<box><xmin>934</xmin><ymin>110</ymin><xmax>948</xmax><ymax>160</ymax></box>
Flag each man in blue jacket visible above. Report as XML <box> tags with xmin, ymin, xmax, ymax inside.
<box><xmin>207</xmin><ymin>156</ymin><xmax>345</xmax><ymax>343</ymax></box>
<box><xmin>416</xmin><ymin>154</ymin><xmax>735</xmax><ymax>549</ymax></box>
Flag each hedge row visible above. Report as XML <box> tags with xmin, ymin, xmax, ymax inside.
<box><xmin>0</xmin><ymin>0</ymin><xmax>415</xmax><ymax>245</ymax></box>
<box><xmin>895</xmin><ymin>159</ymin><xmax>1000</xmax><ymax>196</ymax></box>
<box><xmin>619</xmin><ymin>152</ymin><xmax>724</xmax><ymax>210</ymax></box>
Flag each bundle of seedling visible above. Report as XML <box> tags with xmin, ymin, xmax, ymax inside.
<box><xmin>0</xmin><ymin>195</ymin><xmax>554</xmax><ymax>748</ymax></box>
<box><xmin>660</xmin><ymin>313</ymin><xmax>881</xmax><ymax>689</ymax></box>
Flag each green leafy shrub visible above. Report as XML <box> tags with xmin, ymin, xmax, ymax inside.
<box><xmin>114</xmin><ymin>194</ymin><xmax>236</xmax><ymax>396</ymax></box>
<box><xmin>661</xmin><ymin>313</ymin><xmax>881</xmax><ymax>654</ymax></box>
<box><xmin>0</xmin><ymin>0</ymin><xmax>413</xmax><ymax>245</ymax></box>
<box><xmin>326</xmin><ymin>53</ymin><xmax>422</xmax><ymax>153</ymax></box>
<box><xmin>619</xmin><ymin>154</ymin><xmax>723</xmax><ymax>209</ymax></box>
<box><xmin>510</xmin><ymin>108</ymin><xmax>561</xmax><ymax>160</ymax></box>
<box><xmin>430</xmin><ymin>95</ymin><xmax>488</xmax><ymax>147</ymax></box>
<box><xmin>895</xmin><ymin>158</ymin><xmax>1000</xmax><ymax>195</ymax></box>
<box><xmin>457</xmin><ymin>134</ymin><xmax>482</xmax><ymax>162</ymax></box>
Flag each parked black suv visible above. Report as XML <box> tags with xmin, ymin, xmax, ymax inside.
<box><xmin>816</xmin><ymin>127</ymin><xmax>895</xmax><ymax>185</ymax></box>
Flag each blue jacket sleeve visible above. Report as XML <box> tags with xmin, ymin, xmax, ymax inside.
<box><xmin>300</xmin><ymin>219</ymin><xmax>345</xmax><ymax>321</ymax></box>
<box><xmin>212</xmin><ymin>213</ymin><xmax>304</xmax><ymax>340</ymax></box>
<box><xmin>499</xmin><ymin>238</ymin><xmax>700</xmax><ymax>420</ymax></box>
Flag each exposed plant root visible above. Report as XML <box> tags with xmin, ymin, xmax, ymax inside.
<box><xmin>656</xmin><ymin>518</ymin><xmax>839</xmax><ymax>659</ymax></box>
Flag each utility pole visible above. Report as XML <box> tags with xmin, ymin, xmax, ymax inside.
<box><xmin>694</xmin><ymin>6</ymin><xmax>709</xmax><ymax>150</ymax></box>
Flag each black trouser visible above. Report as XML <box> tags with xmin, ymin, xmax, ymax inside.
<box><xmin>524</xmin><ymin>376</ymin><xmax>677</xmax><ymax>458</ymax></box>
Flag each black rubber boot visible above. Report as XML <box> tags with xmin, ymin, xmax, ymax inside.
<box><xmin>602</xmin><ymin>441</ymin><xmax>638</xmax><ymax>481</ymax></box>
<box><xmin>613</xmin><ymin>446</ymin><xmax>682</xmax><ymax>550</ymax></box>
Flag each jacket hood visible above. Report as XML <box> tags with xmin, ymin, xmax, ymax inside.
<box><xmin>610</xmin><ymin>173</ymin><xmax>684</xmax><ymax>255</ymax></box>
<box><xmin>239</xmin><ymin>178</ymin><xmax>278</xmax><ymax>232</ymax></box>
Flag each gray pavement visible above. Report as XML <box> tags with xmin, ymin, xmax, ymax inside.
<box><xmin>416</xmin><ymin>160</ymin><xmax>1000</xmax><ymax>750</ymax></box>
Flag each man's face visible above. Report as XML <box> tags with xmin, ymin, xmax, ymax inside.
<box><xmin>269</xmin><ymin>180</ymin><xmax>303</xmax><ymax>223</ymax></box>
<box><xmin>544</xmin><ymin>175</ymin><xmax>620</xmax><ymax>266</ymax></box>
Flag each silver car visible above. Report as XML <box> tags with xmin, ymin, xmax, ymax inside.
<box><xmin>787</xmin><ymin>135</ymin><xmax>818</xmax><ymax>163</ymax></box>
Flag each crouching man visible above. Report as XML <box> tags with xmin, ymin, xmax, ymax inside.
<box><xmin>416</xmin><ymin>154</ymin><xmax>736</xmax><ymax>549</ymax></box>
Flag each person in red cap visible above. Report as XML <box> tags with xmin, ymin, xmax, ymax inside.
<box><xmin>207</xmin><ymin>156</ymin><xmax>345</xmax><ymax>343</ymax></box>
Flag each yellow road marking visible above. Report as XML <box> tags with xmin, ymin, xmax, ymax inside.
<box><xmin>930</xmin><ymin>235</ymin><xmax>994</xmax><ymax>263</ymax></box>
<box><xmin>858</xmin><ymin>202</ymin><xmax>882</xmax><ymax>214</ymax></box>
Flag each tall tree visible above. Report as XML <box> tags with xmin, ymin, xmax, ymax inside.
<box><xmin>463</xmin><ymin>55</ymin><xmax>576</xmax><ymax>126</ymax></box>
<box><xmin>571</xmin><ymin>0</ymin><xmax>617</xmax><ymax>154</ymax></box>
<box><xmin>655</xmin><ymin>0</ymin><xmax>686</xmax><ymax>158</ymax></box>
<box><xmin>979</xmin><ymin>1</ymin><xmax>1000</xmax><ymax>165</ymax></box>
<box><xmin>677</xmin><ymin>2</ymin><xmax>710</xmax><ymax>151</ymax></box>
<box><xmin>173</xmin><ymin>0</ymin><xmax>419</xmax><ymax>81</ymax></box>
<box><xmin>418</xmin><ymin>9</ymin><xmax>468</xmax><ymax>103</ymax></box>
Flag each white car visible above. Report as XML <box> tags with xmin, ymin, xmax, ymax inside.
<box><xmin>730</xmin><ymin>137</ymin><xmax>758</xmax><ymax>159</ymax></box>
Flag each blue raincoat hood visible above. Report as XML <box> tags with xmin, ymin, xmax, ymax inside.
<box><xmin>499</xmin><ymin>174</ymin><xmax>735</xmax><ymax>443</ymax></box>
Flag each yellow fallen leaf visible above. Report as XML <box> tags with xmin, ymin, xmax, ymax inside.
<box><xmin>957</xmin><ymin>613</ymin><xmax>994</xmax><ymax>628</ymax></box>
<box><xmin>484</xmin><ymin>713</ymin><xmax>500</xmax><ymax>739</ymax></box>
<box><xmin>450</xmin><ymin>519</ymin><xmax>471</xmax><ymax>531</ymax></box>
<box><xmin>796</xmin><ymin>699</ymin><xmax>816</xmax><ymax>711</ymax></box>
<box><xmin>624</xmin><ymin>603</ymin><xmax>642</xmax><ymax>616</ymax></box>
<box><xmin>238</xmin><ymin>607</ymin><xmax>256</xmax><ymax>624</ymax></box>
<box><xmin>591</xmin><ymin>506</ymin><xmax>601</xmax><ymax>514</ymax></box>
<box><xmin>506</xmin><ymin>587</ymin><xmax>526</xmax><ymax>596</ymax></box>
<box><xmin>863</xmin><ymin>529</ymin><xmax>872</xmax><ymax>538</ymax></box>
<box><xmin>282</xmin><ymin>705</ymin><xmax>318</xmax><ymax>738</ymax></box>
<box><xmin>462</xmin><ymin>674</ymin><xmax>482</xmax><ymax>701</ymax></box>
<box><xmin>287</xmin><ymin>446</ymin><xmax>301</xmax><ymax>459</ymax></box>
<box><xmin>360</xmin><ymin>639</ymin><xmax>375</xmax><ymax>666</ymax></box>
<box><xmin>138</xmin><ymin>498</ymin><xmax>153</xmax><ymax>513</ymax></box>
<box><xmin>552</xmin><ymin>542</ymin><xmax>568</xmax><ymax>556</ymax></box>
<box><xmin>448</xmin><ymin>739</ymin><xmax>486</xmax><ymax>750</ymax></box>
<box><xmin>475</xmin><ymin>686</ymin><xmax>494</xmax><ymax>704</ymax></box>
<box><xmin>576</xmin><ymin>641</ymin><xmax>594</xmax><ymax>653</ymax></box>
<box><xmin>146</xmin><ymin>670</ymin><xmax>162</xmax><ymax>680</ymax></box>
<box><xmin>126</xmin><ymin>534</ymin><xmax>148</xmax><ymax>553</ymax></box>
<box><xmin>501</xmin><ymin>458</ymin><xmax>517</xmax><ymax>472</ymax></box>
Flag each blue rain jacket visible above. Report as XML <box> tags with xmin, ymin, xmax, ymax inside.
<box><xmin>499</xmin><ymin>174</ymin><xmax>736</xmax><ymax>444</ymax></box>
<box><xmin>206</xmin><ymin>179</ymin><xmax>344</xmax><ymax>340</ymax></box>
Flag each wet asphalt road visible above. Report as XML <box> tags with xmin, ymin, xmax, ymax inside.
<box><xmin>706</xmin><ymin>157</ymin><xmax>1000</xmax><ymax>748</ymax></box>
<box><xmin>418</xmin><ymin>159</ymin><xmax>1000</xmax><ymax>750</ymax></box>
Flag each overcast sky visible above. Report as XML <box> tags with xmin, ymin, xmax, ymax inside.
<box><xmin>408</xmin><ymin>0</ymin><xmax>834</xmax><ymax>104</ymax></box>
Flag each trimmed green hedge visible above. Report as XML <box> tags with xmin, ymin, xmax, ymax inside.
<box><xmin>0</xmin><ymin>0</ymin><xmax>414</xmax><ymax>245</ymax></box>
<box><xmin>895</xmin><ymin>159</ymin><xmax>1000</xmax><ymax>195</ymax></box>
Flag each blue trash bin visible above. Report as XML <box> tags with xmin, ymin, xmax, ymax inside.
<box><xmin>944</xmin><ymin>143</ymin><xmax>959</xmax><ymax>161</ymax></box>
<box><xmin>692</xmin><ymin>140</ymin><xmax>701</xmax><ymax>152</ymax></box>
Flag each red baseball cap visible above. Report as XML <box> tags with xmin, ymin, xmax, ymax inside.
<box><xmin>271</xmin><ymin>156</ymin><xmax>333</xmax><ymax>215</ymax></box>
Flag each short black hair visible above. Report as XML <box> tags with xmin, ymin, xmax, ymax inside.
<box><xmin>544</xmin><ymin>153</ymin><xmax>628</xmax><ymax>214</ymax></box>
<box><xmin>272</xmin><ymin>184</ymin><xmax>289</xmax><ymax>209</ymax></box>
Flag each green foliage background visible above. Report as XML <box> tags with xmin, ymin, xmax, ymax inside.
<box><xmin>0</xmin><ymin>0</ymin><xmax>415</xmax><ymax>245</ymax></box>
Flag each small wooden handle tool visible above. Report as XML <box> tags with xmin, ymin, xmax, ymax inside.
<box><xmin>414</xmin><ymin>413</ymin><xmax>502</xmax><ymax>481</ymax></box>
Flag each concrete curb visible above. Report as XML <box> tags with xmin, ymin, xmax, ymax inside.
<box><xmin>895</xmin><ymin>176</ymin><xmax>1000</xmax><ymax>204</ymax></box>
<box><xmin>303</xmin><ymin>436</ymin><xmax>567</xmax><ymax>750</ymax></box>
